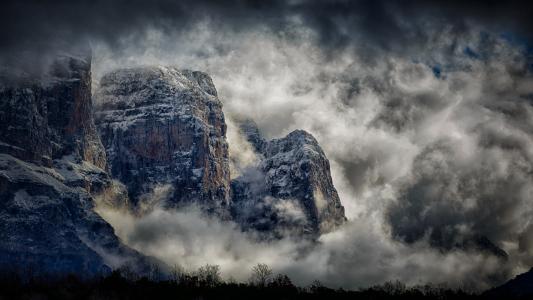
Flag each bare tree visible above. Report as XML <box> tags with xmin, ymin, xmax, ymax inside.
<box><xmin>381</xmin><ymin>280</ymin><xmax>406</xmax><ymax>295</ymax></box>
<box><xmin>250</xmin><ymin>263</ymin><xmax>273</xmax><ymax>287</ymax></box>
<box><xmin>271</xmin><ymin>273</ymin><xmax>294</xmax><ymax>288</ymax></box>
<box><xmin>308</xmin><ymin>279</ymin><xmax>325</xmax><ymax>293</ymax></box>
<box><xmin>170</xmin><ymin>264</ymin><xmax>186</xmax><ymax>284</ymax></box>
<box><xmin>197</xmin><ymin>264</ymin><xmax>221</xmax><ymax>287</ymax></box>
<box><xmin>117</xmin><ymin>264</ymin><xmax>138</xmax><ymax>281</ymax></box>
<box><xmin>148</xmin><ymin>263</ymin><xmax>162</xmax><ymax>281</ymax></box>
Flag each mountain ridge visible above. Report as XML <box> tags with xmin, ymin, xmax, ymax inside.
<box><xmin>94</xmin><ymin>66</ymin><xmax>347</xmax><ymax>237</ymax></box>
<box><xmin>0</xmin><ymin>55</ymin><xmax>347</xmax><ymax>277</ymax></box>
<box><xmin>0</xmin><ymin>55</ymin><xmax>157</xmax><ymax>276</ymax></box>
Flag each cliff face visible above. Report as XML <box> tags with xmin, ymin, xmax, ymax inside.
<box><xmin>93</xmin><ymin>68</ymin><xmax>346</xmax><ymax>237</ymax></box>
<box><xmin>231</xmin><ymin>120</ymin><xmax>347</xmax><ymax>237</ymax></box>
<box><xmin>0</xmin><ymin>55</ymin><xmax>153</xmax><ymax>276</ymax></box>
<box><xmin>0</xmin><ymin>55</ymin><xmax>106</xmax><ymax>171</ymax></box>
<box><xmin>0</xmin><ymin>58</ymin><xmax>347</xmax><ymax>277</ymax></box>
<box><xmin>94</xmin><ymin>67</ymin><xmax>231</xmax><ymax>216</ymax></box>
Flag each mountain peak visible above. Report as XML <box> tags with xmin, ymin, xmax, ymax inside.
<box><xmin>232</xmin><ymin>122</ymin><xmax>346</xmax><ymax>237</ymax></box>
<box><xmin>95</xmin><ymin>66</ymin><xmax>231</xmax><ymax>216</ymax></box>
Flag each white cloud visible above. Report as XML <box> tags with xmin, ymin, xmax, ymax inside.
<box><xmin>91</xmin><ymin>21</ymin><xmax>533</xmax><ymax>290</ymax></box>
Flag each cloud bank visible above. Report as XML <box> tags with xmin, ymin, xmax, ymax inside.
<box><xmin>91</xmin><ymin>18</ymin><xmax>533</xmax><ymax>290</ymax></box>
<box><xmin>95</xmin><ymin>202</ymin><xmax>503</xmax><ymax>290</ymax></box>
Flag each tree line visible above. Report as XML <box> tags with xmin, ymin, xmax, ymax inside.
<box><xmin>0</xmin><ymin>263</ymin><xmax>517</xmax><ymax>299</ymax></box>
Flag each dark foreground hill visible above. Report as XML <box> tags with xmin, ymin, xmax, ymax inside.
<box><xmin>483</xmin><ymin>267</ymin><xmax>533</xmax><ymax>299</ymax></box>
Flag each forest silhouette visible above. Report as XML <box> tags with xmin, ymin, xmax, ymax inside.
<box><xmin>0</xmin><ymin>263</ymin><xmax>518</xmax><ymax>300</ymax></box>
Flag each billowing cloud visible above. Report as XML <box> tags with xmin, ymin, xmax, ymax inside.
<box><xmin>96</xmin><ymin>201</ymin><xmax>504</xmax><ymax>290</ymax></box>
<box><xmin>86</xmin><ymin>15</ymin><xmax>533</xmax><ymax>290</ymax></box>
<box><xmin>3</xmin><ymin>1</ymin><xmax>533</xmax><ymax>72</ymax></box>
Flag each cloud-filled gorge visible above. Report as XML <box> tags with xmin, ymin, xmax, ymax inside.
<box><xmin>5</xmin><ymin>0</ymin><xmax>533</xmax><ymax>292</ymax></box>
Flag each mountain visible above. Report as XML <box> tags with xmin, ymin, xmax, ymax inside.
<box><xmin>94</xmin><ymin>67</ymin><xmax>231</xmax><ymax>216</ymax></box>
<box><xmin>231</xmin><ymin>120</ymin><xmax>347</xmax><ymax>237</ymax></box>
<box><xmin>484</xmin><ymin>267</ymin><xmax>533</xmax><ymax>299</ymax></box>
<box><xmin>0</xmin><ymin>59</ymin><xmax>346</xmax><ymax>277</ymax></box>
<box><xmin>0</xmin><ymin>55</ymin><xmax>155</xmax><ymax>276</ymax></box>
<box><xmin>94</xmin><ymin>67</ymin><xmax>346</xmax><ymax>237</ymax></box>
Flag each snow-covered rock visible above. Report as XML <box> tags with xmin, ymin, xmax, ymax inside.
<box><xmin>0</xmin><ymin>154</ymin><xmax>152</xmax><ymax>276</ymax></box>
<box><xmin>0</xmin><ymin>55</ymin><xmax>155</xmax><ymax>276</ymax></box>
<box><xmin>0</xmin><ymin>55</ymin><xmax>106</xmax><ymax>169</ymax></box>
<box><xmin>95</xmin><ymin>67</ymin><xmax>231</xmax><ymax>216</ymax></box>
<box><xmin>0</xmin><ymin>55</ymin><xmax>347</xmax><ymax>276</ymax></box>
<box><xmin>94</xmin><ymin>66</ymin><xmax>345</xmax><ymax>237</ymax></box>
<box><xmin>231</xmin><ymin>120</ymin><xmax>346</xmax><ymax>237</ymax></box>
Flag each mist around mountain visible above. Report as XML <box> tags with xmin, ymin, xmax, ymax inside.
<box><xmin>0</xmin><ymin>52</ymin><xmax>351</xmax><ymax>285</ymax></box>
<box><xmin>3</xmin><ymin>1</ymin><xmax>533</xmax><ymax>297</ymax></box>
<box><xmin>1</xmin><ymin>51</ymin><xmax>532</xmax><ymax>299</ymax></box>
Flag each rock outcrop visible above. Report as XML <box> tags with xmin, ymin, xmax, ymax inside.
<box><xmin>0</xmin><ymin>54</ymin><xmax>346</xmax><ymax>276</ymax></box>
<box><xmin>93</xmin><ymin>67</ymin><xmax>345</xmax><ymax>237</ymax></box>
<box><xmin>0</xmin><ymin>55</ymin><xmax>154</xmax><ymax>276</ymax></box>
<box><xmin>95</xmin><ymin>67</ymin><xmax>230</xmax><ymax>216</ymax></box>
<box><xmin>0</xmin><ymin>54</ymin><xmax>106</xmax><ymax>171</ymax></box>
<box><xmin>231</xmin><ymin>120</ymin><xmax>346</xmax><ymax>237</ymax></box>
<box><xmin>95</xmin><ymin>67</ymin><xmax>346</xmax><ymax>236</ymax></box>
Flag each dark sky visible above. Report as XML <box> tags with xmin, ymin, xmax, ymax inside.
<box><xmin>2</xmin><ymin>0</ymin><xmax>533</xmax><ymax>60</ymax></box>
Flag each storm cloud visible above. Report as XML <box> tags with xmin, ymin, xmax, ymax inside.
<box><xmin>90</xmin><ymin>21</ymin><xmax>533</xmax><ymax>290</ymax></box>
<box><xmin>3</xmin><ymin>0</ymin><xmax>533</xmax><ymax>66</ymax></box>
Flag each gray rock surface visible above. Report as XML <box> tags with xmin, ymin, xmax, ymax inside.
<box><xmin>0</xmin><ymin>55</ymin><xmax>106</xmax><ymax>170</ymax></box>
<box><xmin>93</xmin><ymin>67</ymin><xmax>345</xmax><ymax>237</ymax></box>
<box><xmin>231</xmin><ymin>120</ymin><xmax>347</xmax><ymax>237</ymax></box>
<box><xmin>95</xmin><ymin>67</ymin><xmax>231</xmax><ymax>216</ymax></box>
<box><xmin>0</xmin><ymin>55</ymin><xmax>154</xmax><ymax>276</ymax></box>
<box><xmin>0</xmin><ymin>54</ymin><xmax>347</xmax><ymax>276</ymax></box>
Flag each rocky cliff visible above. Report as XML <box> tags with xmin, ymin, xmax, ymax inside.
<box><xmin>0</xmin><ymin>55</ymin><xmax>106</xmax><ymax>171</ymax></box>
<box><xmin>231</xmin><ymin>120</ymin><xmax>347</xmax><ymax>237</ymax></box>
<box><xmin>93</xmin><ymin>68</ymin><xmax>346</xmax><ymax>237</ymax></box>
<box><xmin>94</xmin><ymin>67</ymin><xmax>231</xmax><ymax>216</ymax></box>
<box><xmin>0</xmin><ymin>57</ymin><xmax>347</xmax><ymax>278</ymax></box>
<box><xmin>0</xmin><ymin>55</ymin><xmax>154</xmax><ymax>276</ymax></box>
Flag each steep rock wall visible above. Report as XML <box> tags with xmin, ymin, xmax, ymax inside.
<box><xmin>95</xmin><ymin>67</ymin><xmax>231</xmax><ymax>216</ymax></box>
<box><xmin>0</xmin><ymin>55</ymin><xmax>154</xmax><ymax>276</ymax></box>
